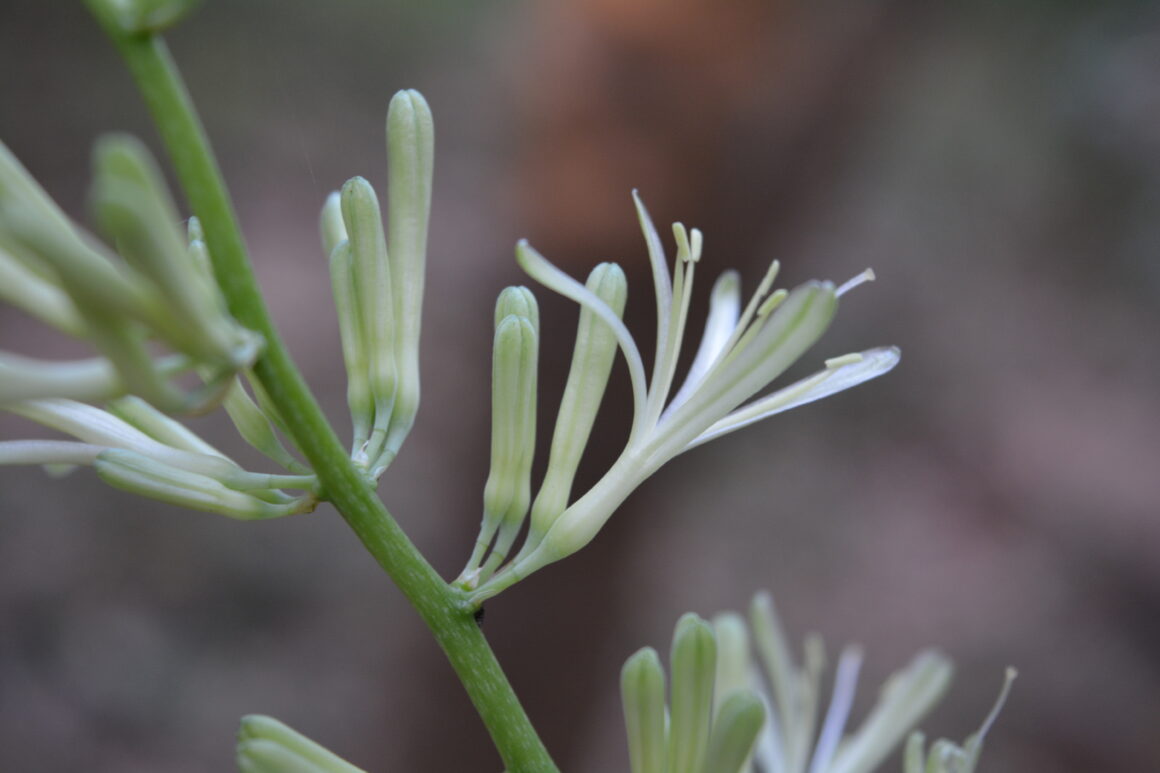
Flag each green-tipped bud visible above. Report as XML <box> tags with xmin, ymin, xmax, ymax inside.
<box><xmin>94</xmin><ymin>449</ymin><xmax>301</xmax><ymax>520</ymax></box>
<box><xmin>712</xmin><ymin>612</ymin><xmax>752</xmax><ymax>713</ymax></box>
<box><xmin>236</xmin><ymin>715</ymin><xmax>367</xmax><ymax>773</ymax></box>
<box><xmin>340</xmin><ymin>176</ymin><xmax>395</xmax><ymax>468</ymax></box>
<box><xmin>520</xmin><ymin>262</ymin><xmax>626</xmax><ymax>558</ymax></box>
<box><xmin>378</xmin><ymin>89</ymin><xmax>435</xmax><ymax>469</ymax></box>
<box><xmin>327</xmin><ymin>240</ymin><xmax>373</xmax><ymax>455</ymax></box>
<box><xmin>463</xmin><ymin>295</ymin><xmax>538</xmax><ymax>584</ymax></box>
<box><xmin>906</xmin><ymin>667</ymin><xmax>1017</xmax><ymax>773</ymax></box>
<box><xmin>704</xmin><ymin>690</ymin><xmax>765</xmax><ymax>773</ymax></box>
<box><xmin>668</xmin><ymin>613</ymin><xmax>717</xmax><ymax>773</ymax></box>
<box><xmin>621</xmin><ymin>647</ymin><xmax>667</xmax><ymax>773</ymax></box>
<box><xmin>91</xmin><ymin>134</ymin><xmax>243</xmax><ymax>364</ymax></box>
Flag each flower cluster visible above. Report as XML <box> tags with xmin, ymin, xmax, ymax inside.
<box><xmin>317</xmin><ymin>89</ymin><xmax>434</xmax><ymax>478</ymax></box>
<box><xmin>0</xmin><ymin>132</ymin><xmax>314</xmax><ymax>517</ymax></box>
<box><xmin>458</xmin><ymin>194</ymin><xmax>900</xmax><ymax>602</ymax></box>
<box><xmin>620</xmin><ymin>592</ymin><xmax>1014</xmax><ymax>773</ymax></box>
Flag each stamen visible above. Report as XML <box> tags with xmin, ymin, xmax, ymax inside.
<box><xmin>836</xmin><ymin>268</ymin><xmax>875</xmax><ymax>297</ymax></box>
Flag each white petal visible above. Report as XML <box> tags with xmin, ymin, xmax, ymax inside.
<box><xmin>0</xmin><ymin>439</ymin><xmax>103</xmax><ymax>466</ymax></box>
<box><xmin>632</xmin><ymin>192</ymin><xmax>674</xmax><ymax>418</ymax></box>
<box><xmin>686</xmin><ymin>346</ymin><xmax>899</xmax><ymax>451</ymax></box>
<box><xmin>808</xmin><ymin>646</ymin><xmax>864</xmax><ymax>773</ymax></box>
<box><xmin>664</xmin><ymin>270</ymin><xmax>741</xmax><ymax>418</ymax></box>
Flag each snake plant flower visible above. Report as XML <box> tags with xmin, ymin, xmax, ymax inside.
<box><xmin>465</xmin><ymin>193</ymin><xmax>899</xmax><ymax>603</ymax></box>
<box><xmin>623</xmin><ymin>593</ymin><xmax>960</xmax><ymax>773</ymax></box>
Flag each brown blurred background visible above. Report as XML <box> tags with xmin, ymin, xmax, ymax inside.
<box><xmin>2</xmin><ymin>0</ymin><xmax>1160</xmax><ymax>771</ymax></box>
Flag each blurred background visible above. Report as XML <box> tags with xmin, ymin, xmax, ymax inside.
<box><xmin>2</xmin><ymin>0</ymin><xmax>1160</xmax><ymax>770</ymax></box>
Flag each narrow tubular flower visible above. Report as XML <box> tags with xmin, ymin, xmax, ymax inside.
<box><xmin>469</xmin><ymin>193</ymin><xmax>900</xmax><ymax>603</ymax></box>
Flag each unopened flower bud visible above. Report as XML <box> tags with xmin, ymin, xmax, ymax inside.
<box><xmin>340</xmin><ymin>176</ymin><xmax>396</xmax><ymax>468</ymax></box>
<box><xmin>377</xmin><ymin>89</ymin><xmax>434</xmax><ymax>469</ymax></box>
<box><xmin>518</xmin><ymin>262</ymin><xmax>626</xmax><ymax>559</ymax></box>
<box><xmin>461</xmin><ymin>292</ymin><xmax>539</xmax><ymax>584</ymax></box>
<box><xmin>621</xmin><ymin>647</ymin><xmax>667</xmax><ymax>773</ymax></box>
<box><xmin>668</xmin><ymin>613</ymin><xmax>717</xmax><ymax>773</ymax></box>
<box><xmin>94</xmin><ymin>449</ymin><xmax>300</xmax><ymax>520</ymax></box>
<box><xmin>236</xmin><ymin>715</ymin><xmax>367</xmax><ymax>773</ymax></box>
<box><xmin>703</xmin><ymin>690</ymin><xmax>765</xmax><ymax>773</ymax></box>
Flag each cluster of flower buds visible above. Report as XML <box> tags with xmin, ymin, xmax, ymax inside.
<box><xmin>319</xmin><ymin>90</ymin><xmax>434</xmax><ymax>479</ymax></box>
<box><xmin>458</xmin><ymin>194</ymin><xmax>901</xmax><ymax>602</ymax></box>
<box><xmin>0</xmin><ymin>137</ymin><xmax>260</xmax><ymax>412</ymax></box>
<box><xmin>0</xmin><ymin>134</ymin><xmax>316</xmax><ymax>517</ymax></box>
<box><xmin>622</xmin><ymin>593</ymin><xmax>1010</xmax><ymax>773</ymax></box>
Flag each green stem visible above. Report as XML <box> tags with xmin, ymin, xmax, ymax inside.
<box><xmin>85</xmin><ymin>6</ymin><xmax>557</xmax><ymax>772</ymax></box>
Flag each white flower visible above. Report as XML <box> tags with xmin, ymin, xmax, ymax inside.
<box><xmin>466</xmin><ymin>194</ymin><xmax>899</xmax><ymax>602</ymax></box>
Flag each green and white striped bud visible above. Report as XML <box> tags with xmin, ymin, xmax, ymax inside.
<box><xmin>519</xmin><ymin>262</ymin><xmax>626</xmax><ymax>559</ymax></box>
<box><xmin>319</xmin><ymin>191</ymin><xmax>347</xmax><ymax>259</ymax></box>
<box><xmin>376</xmin><ymin>89</ymin><xmax>434</xmax><ymax>471</ymax></box>
<box><xmin>327</xmin><ymin>239</ymin><xmax>373</xmax><ymax>456</ymax></box>
<box><xmin>236</xmin><ymin>716</ymin><xmax>367</xmax><ymax>773</ymax></box>
<box><xmin>621</xmin><ymin>647</ymin><xmax>667</xmax><ymax>773</ymax></box>
<box><xmin>94</xmin><ymin>449</ymin><xmax>305</xmax><ymax>520</ymax></box>
<box><xmin>340</xmin><ymin>176</ymin><xmax>395</xmax><ymax>469</ymax></box>
<box><xmin>712</xmin><ymin>612</ymin><xmax>752</xmax><ymax>714</ymax></box>
<box><xmin>460</xmin><ymin>288</ymin><xmax>539</xmax><ymax>586</ymax></box>
<box><xmin>669</xmin><ymin>613</ymin><xmax>717</xmax><ymax>773</ymax></box>
<box><xmin>106</xmin><ymin>394</ymin><xmax>229</xmax><ymax>460</ymax></box>
<box><xmin>704</xmin><ymin>691</ymin><xmax>765</xmax><ymax>773</ymax></box>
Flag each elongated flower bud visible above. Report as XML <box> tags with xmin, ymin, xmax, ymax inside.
<box><xmin>621</xmin><ymin>647</ymin><xmax>667</xmax><ymax>773</ymax></box>
<box><xmin>519</xmin><ymin>262</ymin><xmax>626</xmax><ymax>560</ymax></box>
<box><xmin>703</xmin><ymin>691</ymin><xmax>765</xmax><ymax>773</ymax></box>
<box><xmin>460</xmin><ymin>288</ymin><xmax>539</xmax><ymax>585</ymax></box>
<box><xmin>668</xmin><ymin>613</ymin><xmax>717</xmax><ymax>773</ymax></box>
<box><xmin>237</xmin><ymin>715</ymin><xmax>367</xmax><ymax>773</ymax></box>
<box><xmin>328</xmin><ymin>240</ymin><xmax>374</xmax><ymax>454</ymax></box>
<box><xmin>377</xmin><ymin>89</ymin><xmax>434</xmax><ymax>470</ymax></box>
<box><xmin>340</xmin><ymin>176</ymin><xmax>395</xmax><ymax>468</ymax></box>
<box><xmin>106</xmin><ymin>394</ymin><xmax>229</xmax><ymax>459</ymax></box>
<box><xmin>94</xmin><ymin>449</ymin><xmax>299</xmax><ymax>520</ymax></box>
